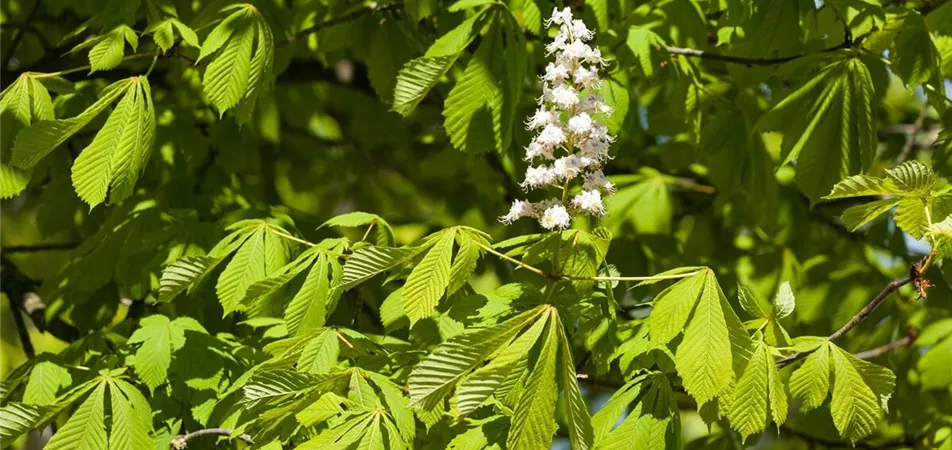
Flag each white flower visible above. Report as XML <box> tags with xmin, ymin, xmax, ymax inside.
<box><xmin>567</xmin><ymin>113</ymin><xmax>593</xmax><ymax>135</ymax></box>
<box><xmin>584</xmin><ymin>46</ymin><xmax>607</xmax><ymax>65</ymax></box>
<box><xmin>522</xmin><ymin>165</ymin><xmax>556</xmax><ymax>189</ymax></box>
<box><xmin>583</xmin><ymin>170</ymin><xmax>615</xmax><ymax>193</ymax></box>
<box><xmin>525</xmin><ymin>141</ymin><xmax>555</xmax><ymax>160</ymax></box>
<box><xmin>537</xmin><ymin>124</ymin><xmax>567</xmax><ymax>147</ymax></box>
<box><xmin>500</xmin><ymin>200</ymin><xmax>538</xmax><ymax>224</ymax></box>
<box><xmin>542</xmin><ymin>63</ymin><xmax>570</xmax><ymax>83</ymax></box>
<box><xmin>570</xmin><ymin>20</ymin><xmax>594</xmax><ymax>41</ymax></box>
<box><xmin>540</xmin><ymin>203</ymin><xmax>572</xmax><ymax>229</ymax></box>
<box><xmin>549</xmin><ymin>85</ymin><xmax>579</xmax><ymax>107</ymax></box>
<box><xmin>573</xmin><ymin>66</ymin><xmax>599</xmax><ymax>89</ymax></box>
<box><xmin>546</xmin><ymin>7</ymin><xmax>573</xmax><ymax>26</ymax></box>
<box><xmin>561</xmin><ymin>40</ymin><xmax>591</xmax><ymax>62</ymax></box>
<box><xmin>553</xmin><ymin>155</ymin><xmax>583</xmax><ymax>180</ymax></box>
<box><xmin>526</xmin><ymin>108</ymin><xmax>558</xmax><ymax>130</ymax></box>
<box><xmin>500</xmin><ymin>6</ymin><xmax>615</xmax><ymax>229</ymax></box>
<box><xmin>572</xmin><ymin>189</ymin><xmax>605</xmax><ymax>215</ymax></box>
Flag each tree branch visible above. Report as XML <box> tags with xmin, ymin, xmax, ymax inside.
<box><xmin>854</xmin><ymin>333</ymin><xmax>916</xmax><ymax>361</ymax></box>
<box><xmin>279</xmin><ymin>2</ymin><xmax>402</xmax><ymax>48</ymax></box>
<box><xmin>895</xmin><ymin>103</ymin><xmax>929</xmax><ymax>164</ymax></box>
<box><xmin>665</xmin><ymin>41</ymin><xmax>848</xmax><ymax>66</ymax></box>
<box><xmin>2</xmin><ymin>0</ymin><xmax>43</xmax><ymax>71</ymax></box>
<box><xmin>170</xmin><ymin>428</ymin><xmax>254</xmax><ymax>449</ymax></box>
<box><xmin>777</xmin><ymin>276</ymin><xmax>913</xmax><ymax>368</ymax></box>
<box><xmin>2</xmin><ymin>243</ymin><xmax>79</xmax><ymax>253</ymax></box>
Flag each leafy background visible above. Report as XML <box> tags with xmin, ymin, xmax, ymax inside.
<box><xmin>2</xmin><ymin>0</ymin><xmax>952</xmax><ymax>449</ymax></box>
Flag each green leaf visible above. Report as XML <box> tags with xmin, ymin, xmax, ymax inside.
<box><xmin>216</xmin><ymin>228</ymin><xmax>270</xmax><ymax>315</ymax></box>
<box><xmin>918</xmin><ymin>329</ymin><xmax>952</xmax><ymax>390</ymax></box>
<box><xmin>604</xmin><ymin>175</ymin><xmax>673</xmax><ymax>234</ymax></box>
<box><xmin>649</xmin><ymin>272</ymin><xmax>705</xmax><ymax>345</ymax></box>
<box><xmin>559</xmin><ymin>321</ymin><xmax>594</xmax><ymax>450</ymax></box>
<box><xmin>202</xmin><ymin>8</ymin><xmax>256</xmax><ymax>115</ymax></box>
<box><xmin>392</xmin><ymin>12</ymin><xmax>485</xmax><ymax>115</ymax></box>
<box><xmin>507</xmin><ymin>310</ymin><xmax>559</xmax><ymax>450</ymax></box>
<box><xmin>234</xmin><ymin>13</ymin><xmax>275</xmax><ymax>125</ymax></box>
<box><xmin>891</xmin><ymin>12</ymin><xmax>943</xmax><ymax>87</ymax></box>
<box><xmin>88</xmin><ymin>26</ymin><xmax>136</xmax><ymax>72</ymax></box>
<box><xmin>320</xmin><ymin>211</ymin><xmax>395</xmax><ymax>246</ymax></box>
<box><xmin>45</xmin><ymin>382</ymin><xmax>108</xmax><ymax>450</ymax></box>
<box><xmin>172</xmin><ymin>19</ymin><xmax>200</xmax><ymax>48</ymax></box>
<box><xmin>757</xmin><ymin>58</ymin><xmax>876</xmax><ymax>203</ymax></box>
<box><xmin>727</xmin><ymin>342</ymin><xmax>771</xmax><ymax>440</ymax></box>
<box><xmin>737</xmin><ymin>282</ymin><xmax>769</xmax><ymax>319</ymax></box>
<box><xmin>447</xmin><ymin>231</ymin><xmax>481</xmax><ymax>296</ymax></box>
<box><xmin>70</xmin><ymin>77</ymin><xmax>155</xmax><ymax>207</ymax></box>
<box><xmin>409</xmin><ymin>306</ymin><xmax>546</xmax><ymax>409</ymax></box>
<box><xmin>773</xmin><ymin>281</ymin><xmax>795</xmax><ymax>319</ymax></box>
<box><xmin>285</xmin><ymin>252</ymin><xmax>338</xmax><ymax>335</ymax></box>
<box><xmin>340</xmin><ymin>246</ymin><xmax>418</xmax><ymax>291</ymax></box>
<box><xmin>107</xmin><ymin>379</ymin><xmax>153</xmax><ymax>450</ymax></box>
<box><xmin>894</xmin><ymin>197</ymin><xmax>931</xmax><ymax>239</ymax></box>
<box><xmin>0</xmin><ymin>402</ymin><xmax>50</xmax><ymax>442</ymax></box>
<box><xmin>825</xmin><ymin>174</ymin><xmax>898</xmax><ymax>199</ymax></box>
<box><xmin>675</xmin><ymin>271</ymin><xmax>736</xmax><ymax>406</ymax></box>
<box><xmin>127</xmin><ymin>314</ymin><xmax>204</xmax><ymax>391</ymax></box>
<box><xmin>24</xmin><ymin>361</ymin><xmax>72</xmax><ymax>406</ymax></box>
<box><xmin>403</xmin><ymin>230</ymin><xmax>456</xmax><ymax>324</ymax></box>
<box><xmin>12</xmin><ymin>78</ymin><xmax>132</xmax><ymax>169</ymax></box>
<box><xmin>591</xmin><ymin>376</ymin><xmax>648</xmax><ymax>443</ymax></box>
<box><xmin>830</xmin><ymin>345</ymin><xmax>886</xmax><ymax>443</ymax></box>
<box><xmin>788</xmin><ymin>342</ymin><xmax>831</xmax><ymax>411</ymax></box>
<box><xmin>887</xmin><ymin>160</ymin><xmax>936</xmax><ymax>193</ymax></box>
<box><xmin>297</xmin><ymin>330</ymin><xmax>340</xmax><ymax>374</ymax></box>
<box><xmin>456</xmin><ymin>309</ymin><xmax>548</xmax><ymax>415</ymax></box>
<box><xmin>626</xmin><ymin>27</ymin><xmax>668</xmax><ymax>78</ymax></box>
<box><xmin>841</xmin><ymin>198</ymin><xmax>901</xmax><ymax>231</ymax></box>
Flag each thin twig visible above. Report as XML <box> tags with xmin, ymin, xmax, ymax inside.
<box><xmin>267</xmin><ymin>226</ymin><xmax>316</xmax><ymax>247</ymax></box>
<box><xmin>777</xmin><ymin>276</ymin><xmax>912</xmax><ymax>368</ymax></box>
<box><xmin>475</xmin><ymin>242</ymin><xmax>554</xmax><ymax>279</ymax></box>
<box><xmin>2</xmin><ymin>243</ymin><xmax>79</xmax><ymax>253</ymax></box>
<box><xmin>895</xmin><ymin>103</ymin><xmax>929</xmax><ymax>164</ymax></box>
<box><xmin>665</xmin><ymin>41</ymin><xmax>848</xmax><ymax>66</ymax></box>
<box><xmin>2</xmin><ymin>0</ymin><xmax>43</xmax><ymax>71</ymax></box>
<box><xmin>30</xmin><ymin>51</ymin><xmax>156</xmax><ymax>78</ymax></box>
<box><xmin>574</xmin><ymin>272</ymin><xmax>700</xmax><ymax>282</ymax></box>
<box><xmin>5</xmin><ymin>295</ymin><xmax>36</xmax><ymax>359</ymax></box>
<box><xmin>280</xmin><ymin>2</ymin><xmax>402</xmax><ymax>47</ymax></box>
<box><xmin>854</xmin><ymin>334</ymin><xmax>916</xmax><ymax>360</ymax></box>
<box><xmin>170</xmin><ymin>428</ymin><xmax>254</xmax><ymax>449</ymax></box>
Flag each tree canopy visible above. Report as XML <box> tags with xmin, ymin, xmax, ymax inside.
<box><xmin>2</xmin><ymin>0</ymin><xmax>952</xmax><ymax>449</ymax></box>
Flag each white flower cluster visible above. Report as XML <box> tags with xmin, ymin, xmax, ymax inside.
<box><xmin>499</xmin><ymin>7</ymin><xmax>615</xmax><ymax>230</ymax></box>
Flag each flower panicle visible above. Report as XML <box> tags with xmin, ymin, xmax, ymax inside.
<box><xmin>499</xmin><ymin>7</ymin><xmax>615</xmax><ymax>231</ymax></box>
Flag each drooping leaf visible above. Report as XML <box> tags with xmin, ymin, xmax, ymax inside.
<box><xmin>757</xmin><ymin>57</ymin><xmax>876</xmax><ymax>203</ymax></box>
<box><xmin>403</xmin><ymin>230</ymin><xmax>456</xmax><ymax>324</ymax></box>
<box><xmin>507</xmin><ymin>310</ymin><xmax>559</xmax><ymax>450</ymax></box>
<box><xmin>45</xmin><ymin>382</ymin><xmax>108</xmax><ymax>450</ymax></box>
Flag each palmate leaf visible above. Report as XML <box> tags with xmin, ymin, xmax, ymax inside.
<box><xmin>87</xmin><ymin>25</ymin><xmax>138</xmax><ymax>72</ymax></box>
<box><xmin>830</xmin><ymin>346</ymin><xmax>886</xmax><ymax>443</ymax></box>
<box><xmin>23</xmin><ymin>361</ymin><xmax>72</xmax><ymax>406</ymax></box>
<box><xmin>757</xmin><ymin>57</ymin><xmax>876</xmax><ymax>203</ymax></box>
<box><xmin>127</xmin><ymin>314</ymin><xmax>206</xmax><ymax>391</ymax></box>
<box><xmin>201</xmin><ymin>5</ymin><xmax>273</xmax><ymax>119</ymax></box>
<box><xmin>403</xmin><ymin>230</ymin><xmax>456</xmax><ymax>324</ymax></box>
<box><xmin>727</xmin><ymin>341</ymin><xmax>786</xmax><ymax>441</ymax></box>
<box><xmin>216</xmin><ymin>227</ymin><xmax>289</xmax><ymax>316</ymax></box>
<box><xmin>69</xmin><ymin>77</ymin><xmax>156</xmax><ymax>207</ymax></box>
<box><xmin>107</xmin><ymin>379</ymin><xmax>153</xmax><ymax>450</ymax></box>
<box><xmin>409</xmin><ymin>306</ymin><xmax>546</xmax><ymax>409</ymax></box>
<box><xmin>649</xmin><ymin>272</ymin><xmax>705</xmax><ymax>345</ymax></box>
<box><xmin>11</xmin><ymin>78</ymin><xmax>130</xmax><ymax>169</ymax></box>
<box><xmin>788</xmin><ymin>341</ymin><xmax>831</xmax><ymax>411</ymax></box>
<box><xmin>559</xmin><ymin>322</ymin><xmax>594</xmax><ymax>450</ymax></box>
<box><xmin>340</xmin><ymin>246</ymin><xmax>419</xmax><ymax>291</ymax></box>
<box><xmin>593</xmin><ymin>375</ymin><xmax>678</xmax><ymax>450</ymax></box>
<box><xmin>891</xmin><ymin>12</ymin><xmax>943</xmax><ymax>88</ymax></box>
<box><xmin>507</xmin><ymin>311</ymin><xmax>559</xmax><ymax>450</ymax></box>
<box><xmin>320</xmin><ymin>211</ymin><xmax>396</xmax><ymax>247</ymax></box>
<box><xmin>392</xmin><ymin>11</ymin><xmax>486</xmax><ymax>115</ymax></box>
<box><xmin>158</xmin><ymin>225</ymin><xmax>257</xmax><ymax>303</ymax></box>
<box><xmin>456</xmin><ymin>309</ymin><xmax>548</xmax><ymax>415</ymax></box>
<box><xmin>1</xmin><ymin>74</ymin><xmax>54</xmax><ymax>198</ymax></box>
<box><xmin>285</xmin><ymin>251</ymin><xmax>340</xmax><ymax>335</ymax></box>
<box><xmin>45</xmin><ymin>382</ymin><xmax>108</xmax><ymax>450</ymax></box>
<box><xmin>366</xmin><ymin>372</ymin><xmax>415</xmax><ymax>443</ymax></box>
